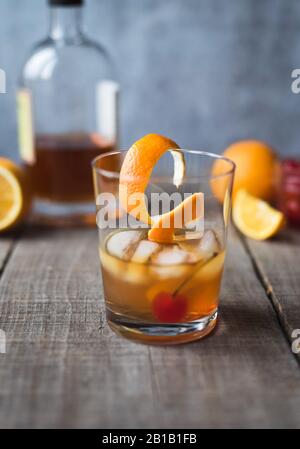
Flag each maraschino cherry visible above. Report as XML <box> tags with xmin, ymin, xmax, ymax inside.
<box><xmin>152</xmin><ymin>291</ymin><xmax>187</xmax><ymax>323</ymax></box>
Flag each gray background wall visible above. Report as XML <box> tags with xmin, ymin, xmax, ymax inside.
<box><xmin>1</xmin><ymin>0</ymin><xmax>300</xmax><ymax>159</ymax></box>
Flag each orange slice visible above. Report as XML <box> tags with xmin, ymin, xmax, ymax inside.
<box><xmin>0</xmin><ymin>158</ymin><xmax>31</xmax><ymax>232</ymax></box>
<box><xmin>233</xmin><ymin>189</ymin><xmax>285</xmax><ymax>240</ymax></box>
<box><xmin>119</xmin><ymin>134</ymin><xmax>185</xmax><ymax>224</ymax></box>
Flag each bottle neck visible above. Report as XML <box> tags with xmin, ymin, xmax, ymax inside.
<box><xmin>49</xmin><ymin>6</ymin><xmax>83</xmax><ymax>42</ymax></box>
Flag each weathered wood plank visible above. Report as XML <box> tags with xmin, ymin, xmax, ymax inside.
<box><xmin>0</xmin><ymin>237</ymin><xmax>14</xmax><ymax>275</ymax></box>
<box><xmin>242</xmin><ymin>228</ymin><xmax>300</xmax><ymax>357</ymax></box>
<box><xmin>148</xmin><ymin>230</ymin><xmax>300</xmax><ymax>428</ymax></box>
<box><xmin>0</xmin><ymin>227</ymin><xmax>299</xmax><ymax>429</ymax></box>
<box><xmin>0</xmin><ymin>227</ymin><xmax>158</xmax><ymax>429</ymax></box>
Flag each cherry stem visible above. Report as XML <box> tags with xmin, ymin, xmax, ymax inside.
<box><xmin>173</xmin><ymin>254</ymin><xmax>216</xmax><ymax>296</ymax></box>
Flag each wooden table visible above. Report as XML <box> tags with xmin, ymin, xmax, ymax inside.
<box><xmin>0</xmin><ymin>225</ymin><xmax>299</xmax><ymax>429</ymax></box>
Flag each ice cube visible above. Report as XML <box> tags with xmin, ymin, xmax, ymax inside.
<box><xmin>124</xmin><ymin>263</ymin><xmax>150</xmax><ymax>284</ymax></box>
<box><xmin>131</xmin><ymin>240</ymin><xmax>160</xmax><ymax>264</ymax></box>
<box><xmin>151</xmin><ymin>244</ymin><xmax>198</xmax><ymax>265</ymax></box>
<box><xmin>198</xmin><ymin>230</ymin><xmax>220</xmax><ymax>260</ymax></box>
<box><xmin>100</xmin><ymin>248</ymin><xmax>124</xmax><ymax>277</ymax></box>
<box><xmin>106</xmin><ymin>230</ymin><xmax>144</xmax><ymax>261</ymax></box>
<box><xmin>178</xmin><ymin>229</ymin><xmax>220</xmax><ymax>262</ymax></box>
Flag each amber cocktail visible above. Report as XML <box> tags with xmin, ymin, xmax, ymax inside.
<box><xmin>93</xmin><ymin>135</ymin><xmax>235</xmax><ymax>344</ymax></box>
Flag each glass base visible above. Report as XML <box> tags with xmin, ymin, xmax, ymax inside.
<box><xmin>32</xmin><ymin>198</ymin><xmax>96</xmax><ymax>227</ymax></box>
<box><xmin>106</xmin><ymin>309</ymin><xmax>218</xmax><ymax>345</ymax></box>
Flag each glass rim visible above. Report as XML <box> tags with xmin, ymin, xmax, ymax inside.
<box><xmin>91</xmin><ymin>148</ymin><xmax>236</xmax><ymax>181</ymax></box>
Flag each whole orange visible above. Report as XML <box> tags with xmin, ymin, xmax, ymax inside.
<box><xmin>212</xmin><ymin>140</ymin><xmax>278</xmax><ymax>203</ymax></box>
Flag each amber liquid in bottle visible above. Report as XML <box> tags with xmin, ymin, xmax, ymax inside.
<box><xmin>18</xmin><ymin>1</ymin><xmax>118</xmax><ymax>225</ymax></box>
<box><xmin>28</xmin><ymin>133</ymin><xmax>115</xmax><ymax>203</ymax></box>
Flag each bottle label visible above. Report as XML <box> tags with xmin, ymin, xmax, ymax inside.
<box><xmin>17</xmin><ymin>88</ymin><xmax>35</xmax><ymax>164</ymax></box>
<box><xmin>96</xmin><ymin>80</ymin><xmax>120</xmax><ymax>144</ymax></box>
